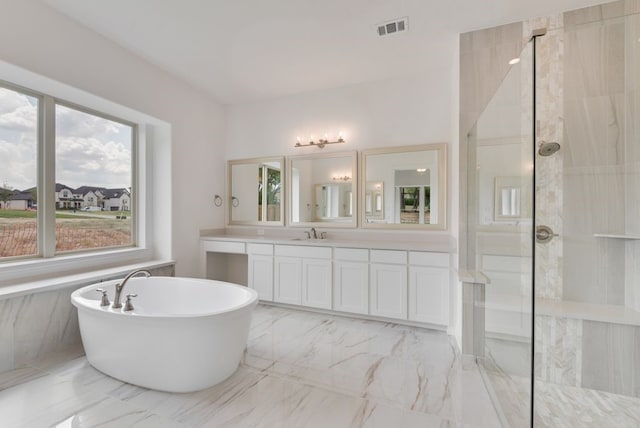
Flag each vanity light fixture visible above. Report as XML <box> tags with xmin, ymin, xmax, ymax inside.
<box><xmin>332</xmin><ymin>175</ymin><xmax>351</xmax><ymax>182</ymax></box>
<box><xmin>416</xmin><ymin>168</ymin><xmax>427</xmax><ymax>173</ymax></box>
<box><xmin>295</xmin><ymin>132</ymin><xmax>346</xmax><ymax>149</ymax></box>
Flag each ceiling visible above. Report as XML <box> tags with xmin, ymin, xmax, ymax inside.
<box><xmin>42</xmin><ymin>0</ymin><xmax>601</xmax><ymax>105</ymax></box>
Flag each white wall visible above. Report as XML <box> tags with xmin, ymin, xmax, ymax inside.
<box><xmin>225</xmin><ymin>70</ymin><xmax>454</xmax><ymax>158</ymax></box>
<box><xmin>0</xmin><ymin>0</ymin><xmax>226</xmax><ymax>277</ymax></box>
<box><xmin>225</xmin><ymin>65</ymin><xmax>457</xmax><ymax>231</ymax></box>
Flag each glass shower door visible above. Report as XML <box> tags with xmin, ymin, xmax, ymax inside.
<box><xmin>468</xmin><ymin>41</ymin><xmax>535</xmax><ymax>427</ymax></box>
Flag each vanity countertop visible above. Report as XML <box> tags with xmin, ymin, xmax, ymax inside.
<box><xmin>200</xmin><ymin>232</ymin><xmax>455</xmax><ymax>253</ymax></box>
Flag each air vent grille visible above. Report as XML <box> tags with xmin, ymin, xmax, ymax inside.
<box><xmin>377</xmin><ymin>17</ymin><xmax>408</xmax><ymax>37</ymax></box>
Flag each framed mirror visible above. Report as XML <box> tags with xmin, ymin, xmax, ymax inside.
<box><xmin>227</xmin><ymin>157</ymin><xmax>284</xmax><ymax>226</ymax></box>
<box><xmin>360</xmin><ymin>143</ymin><xmax>447</xmax><ymax>230</ymax></box>
<box><xmin>288</xmin><ymin>151</ymin><xmax>357</xmax><ymax>228</ymax></box>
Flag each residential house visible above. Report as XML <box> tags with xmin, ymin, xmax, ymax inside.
<box><xmin>102</xmin><ymin>189</ymin><xmax>130</xmax><ymax>211</ymax></box>
<box><xmin>55</xmin><ymin>183</ymin><xmax>82</xmax><ymax>210</ymax></box>
<box><xmin>7</xmin><ymin>192</ymin><xmax>35</xmax><ymax>210</ymax></box>
<box><xmin>74</xmin><ymin>186</ymin><xmax>107</xmax><ymax>209</ymax></box>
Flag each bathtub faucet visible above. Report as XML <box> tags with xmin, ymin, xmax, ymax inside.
<box><xmin>112</xmin><ymin>269</ymin><xmax>151</xmax><ymax>309</ymax></box>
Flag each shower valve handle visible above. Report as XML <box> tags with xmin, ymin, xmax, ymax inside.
<box><xmin>535</xmin><ymin>225</ymin><xmax>558</xmax><ymax>243</ymax></box>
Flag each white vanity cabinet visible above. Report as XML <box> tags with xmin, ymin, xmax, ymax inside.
<box><xmin>369</xmin><ymin>250</ymin><xmax>408</xmax><ymax>319</ymax></box>
<box><xmin>247</xmin><ymin>243</ymin><xmax>274</xmax><ymax>301</ymax></box>
<box><xmin>333</xmin><ymin>248</ymin><xmax>369</xmax><ymax>315</ymax></box>
<box><xmin>408</xmin><ymin>252</ymin><xmax>450</xmax><ymax>325</ymax></box>
<box><xmin>274</xmin><ymin>245</ymin><xmax>332</xmax><ymax>309</ymax></box>
<box><xmin>200</xmin><ymin>237</ymin><xmax>452</xmax><ymax>329</ymax></box>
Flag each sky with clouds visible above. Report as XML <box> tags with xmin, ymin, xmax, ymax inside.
<box><xmin>0</xmin><ymin>86</ymin><xmax>132</xmax><ymax>191</ymax></box>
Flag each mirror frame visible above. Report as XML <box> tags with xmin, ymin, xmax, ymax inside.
<box><xmin>287</xmin><ymin>150</ymin><xmax>358</xmax><ymax>228</ymax></box>
<box><xmin>360</xmin><ymin>143</ymin><xmax>447</xmax><ymax>230</ymax></box>
<box><xmin>227</xmin><ymin>156</ymin><xmax>285</xmax><ymax>226</ymax></box>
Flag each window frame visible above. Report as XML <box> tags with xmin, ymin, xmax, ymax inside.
<box><xmin>52</xmin><ymin>99</ymin><xmax>138</xmax><ymax>256</ymax></box>
<box><xmin>0</xmin><ymin>78</ymin><xmax>152</xmax><ymax>285</ymax></box>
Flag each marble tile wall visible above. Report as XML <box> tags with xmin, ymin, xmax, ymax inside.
<box><xmin>561</xmin><ymin>1</ymin><xmax>640</xmax><ymax>308</ymax></box>
<box><xmin>0</xmin><ymin>264</ymin><xmax>175</xmax><ymax>376</ymax></box>
<box><xmin>529</xmin><ymin>15</ymin><xmax>565</xmax><ymax>301</ymax></box>
<box><xmin>581</xmin><ymin>319</ymin><xmax>640</xmax><ymax>397</ymax></box>
<box><xmin>625</xmin><ymin>12</ymin><xmax>640</xmax><ymax>312</ymax></box>
<box><xmin>459</xmin><ymin>21</ymin><xmax>524</xmax><ymax>271</ymax></box>
<box><xmin>534</xmin><ymin>315</ymin><xmax>583</xmax><ymax>387</ymax></box>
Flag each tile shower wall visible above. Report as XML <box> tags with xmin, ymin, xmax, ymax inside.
<box><xmin>534</xmin><ymin>0</ymin><xmax>640</xmax><ymax>396</ymax></box>
<box><xmin>582</xmin><ymin>320</ymin><xmax>640</xmax><ymax>397</ymax></box>
<box><xmin>0</xmin><ymin>264</ymin><xmax>174</xmax><ymax>375</ymax></box>
<box><xmin>528</xmin><ymin>14</ymin><xmax>565</xmax><ymax>301</ymax></box>
<box><xmin>534</xmin><ymin>315</ymin><xmax>582</xmax><ymax>387</ymax></box>
<box><xmin>562</xmin><ymin>7</ymin><xmax>629</xmax><ymax>305</ymax></box>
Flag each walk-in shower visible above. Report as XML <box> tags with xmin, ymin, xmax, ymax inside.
<box><xmin>464</xmin><ymin>1</ymin><xmax>640</xmax><ymax>426</ymax></box>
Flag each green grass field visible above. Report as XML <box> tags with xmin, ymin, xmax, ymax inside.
<box><xmin>0</xmin><ymin>210</ymin><xmax>96</xmax><ymax>219</ymax></box>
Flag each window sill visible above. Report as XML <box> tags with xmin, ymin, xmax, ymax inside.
<box><xmin>0</xmin><ymin>247</ymin><xmax>156</xmax><ymax>288</ymax></box>
<box><xmin>0</xmin><ymin>258</ymin><xmax>175</xmax><ymax>301</ymax></box>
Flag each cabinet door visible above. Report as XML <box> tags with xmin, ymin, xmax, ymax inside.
<box><xmin>370</xmin><ymin>263</ymin><xmax>407</xmax><ymax>319</ymax></box>
<box><xmin>248</xmin><ymin>254</ymin><xmax>274</xmax><ymax>301</ymax></box>
<box><xmin>274</xmin><ymin>256</ymin><xmax>302</xmax><ymax>305</ymax></box>
<box><xmin>408</xmin><ymin>266</ymin><xmax>449</xmax><ymax>325</ymax></box>
<box><xmin>301</xmin><ymin>258</ymin><xmax>332</xmax><ymax>309</ymax></box>
<box><xmin>333</xmin><ymin>261</ymin><xmax>369</xmax><ymax>314</ymax></box>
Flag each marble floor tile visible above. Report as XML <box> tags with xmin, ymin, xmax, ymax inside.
<box><xmin>0</xmin><ymin>304</ymin><xmax>500</xmax><ymax>427</ymax></box>
<box><xmin>0</xmin><ymin>364</ymin><xmax>47</xmax><ymax>392</ymax></box>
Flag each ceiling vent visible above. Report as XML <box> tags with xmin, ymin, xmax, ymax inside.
<box><xmin>377</xmin><ymin>17</ymin><xmax>408</xmax><ymax>37</ymax></box>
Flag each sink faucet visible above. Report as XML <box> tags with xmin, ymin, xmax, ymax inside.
<box><xmin>112</xmin><ymin>269</ymin><xmax>151</xmax><ymax>309</ymax></box>
<box><xmin>310</xmin><ymin>227</ymin><xmax>318</xmax><ymax>239</ymax></box>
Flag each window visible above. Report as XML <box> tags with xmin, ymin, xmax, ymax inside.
<box><xmin>55</xmin><ymin>104</ymin><xmax>133</xmax><ymax>253</ymax></box>
<box><xmin>396</xmin><ymin>185</ymin><xmax>431</xmax><ymax>224</ymax></box>
<box><xmin>257</xmin><ymin>165</ymin><xmax>281</xmax><ymax>222</ymax></box>
<box><xmin>0</xmin><ymin>85</ymin><xmax>38</xmax><ymax>258</ymax></box>
<box><xmin>0</xmin><ymin>81</ymin><xmax>136</xmax><ymax>261</ymax></box>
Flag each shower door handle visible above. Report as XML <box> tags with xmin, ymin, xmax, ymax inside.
<box><xmin>535</xmin><ymin>225</ymin><xmax>558</xmax><ymax>243</ymax></box>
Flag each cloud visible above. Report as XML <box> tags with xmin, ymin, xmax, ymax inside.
<box><xmin>56</xmin><ymin>136</ymin><xmax>132</xmax><ymax>188</ymax></box>
<box><xmin>0</xmin><ymin>87</ymin><xmax>38</xmax><ymax>133</ymax></box>
<box><xmin>0</xmin><ymin>138</ymin><xmax>37</xmax><ymax>190</ymax></box>
<box><xmin>1</xmin><ymin>88</ymin><xmax>133</xmax><ymax>190</ymax></box>
<box><xmin>56</xmin><ymin>104</ymin><xmax>127</xmax><ymax>141</ymax></box>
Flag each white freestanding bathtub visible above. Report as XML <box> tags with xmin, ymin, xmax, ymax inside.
<box><xmin>71</xmin><ymin>276</ymin><xmax>258</xmax><ymax>393</ymax></box>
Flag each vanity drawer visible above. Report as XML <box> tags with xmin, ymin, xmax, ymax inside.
<box><xmin>409</xmin><ymin>252</ymin><xmax>449</xmax><ymax>268</ymax></box>
<box><xmin>370</xmin><ymin>249</ymin><xmax>407</xmax><ymax>265</ymax></box>
<box><xmin>275</xmin><ymin>245</ymin><xmax>332</xmax><ymax>259</ymax></box>
<box><xmin>202</xmin><ymin>240</ymin><xmax>246</xmax><ymax>254</ymax></box>
<box><xmin>247</xmin><ymin>243</ymin><xmax>273</xmax><ymax>255</ymax></box>
<box><xmin>334</xmin><ymin>248</ymin><xmax>369</xmax><ymax>262</ymax></box>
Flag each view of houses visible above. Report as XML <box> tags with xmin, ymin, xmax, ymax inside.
<box><xmin>0</xmin><ymin>183</ymin><xmax>130</xmax><ymax>211</ymax></box>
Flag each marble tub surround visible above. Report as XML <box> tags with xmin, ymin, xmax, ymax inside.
<box><xmin>0</xmin><ymin>305</ymin><xmax>501</xmax><ymax>427</ymax></box>
<box><xmin>0</xmin><ymin>263</ymin><xmax>175</xmax><ymax>377</ymax></box>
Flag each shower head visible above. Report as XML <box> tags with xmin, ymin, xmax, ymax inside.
<box><xmin>538</xmin><ymin>141</ymin><xmax>561</xmax><ymax>156</ymax></box>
